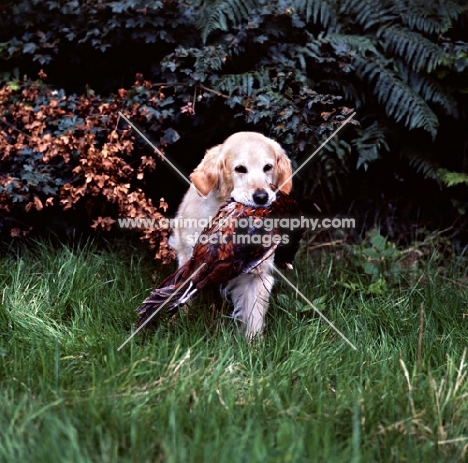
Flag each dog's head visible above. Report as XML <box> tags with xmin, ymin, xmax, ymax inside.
<box><xmin>190</xmin><ymin>132</ymin><xmax>293</xmax><ymax>206</ymax></box>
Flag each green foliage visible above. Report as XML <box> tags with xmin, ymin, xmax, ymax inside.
<box><xmin>287</xmin><ymin>0</ymin><xmax>467</xmax><ymax>213</ymax></box>
<box><xmin>0</xmin><ymin>0</ymin><xmax>467</xmax><ymax>243</ymax></box>
<box><xmin>378</xmin><ymin>26</ymin><xmax>453</xmax><ymax>73</ymax></box>
<box><xmin>2</xmin><ymin>0</ymin><xmax>192</xmax><ymax>64</ymax></box>
<box><xmin>438</xmin><ymin>170</ymin><xmax>468</xmax><ymax>187</ymax></box>
<box><xmin>340</xmin><ymin>228</ymin><xmax>453</xmax><ymax>294</ymax></box>
<box><xmin>339</xmin><ymin>0</ymin><xmax>398</xmax><ymax>30</ymax></box>
<box><xmin>354</xmin><ymin>55</ymin><xmax>440</xmax><ymax>137</ymax></box>
<box><xmin>407</xmin><ymin>150</ymin><xmax>468</xmax><ymax>191</ymax></box>
<box><xmin>352</xmin><ymin>121</ymin><xmax>389</xmax><ymax>170</ymax></box>
<box><xmin>197</xmin><ymin>0</ymin><xmax>258</xmax><ymax>43</ymax></box>
<box><xmin>341</xmin><ymin>230</ymin><xmax>404</xmax><ymax>294</ymax></box>
<box><xmin>282</xmin><ymin>0</ymin><xmax>339</xmax><ymax>32</ymax></box>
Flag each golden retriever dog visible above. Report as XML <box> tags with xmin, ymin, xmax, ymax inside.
<box><xmin>169</xmin><ymin>132</ymin><xmax>293</xmax><ymax>338</ymax></box>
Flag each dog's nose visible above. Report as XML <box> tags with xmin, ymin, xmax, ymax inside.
<box><xmin>253</xmin><ymin>189</ymin><xmax>269</xmax><ymax>205</ymax></box>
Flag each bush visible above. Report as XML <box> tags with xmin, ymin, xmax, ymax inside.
<box><xmin>0</xmin><ymin>77</ymin><xmax>177</xmax><ymax>261</ymax></box>
<box><xmin>1</xmin><ymin>0</ymin><xmax>467</xmax><ymax>253</ymax></box>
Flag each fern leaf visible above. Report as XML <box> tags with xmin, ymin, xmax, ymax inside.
<box><xmin>339</xmin><ymin>0</ymin><xmax>397</xmax><ymax>31</ymax></box>
<box><xmin>197</xmin><ymin>0</ymin><xmax>258</xmax><ymax>43</ymax></box>
<box><xmin>320</xmin><ymin>78</ymin><xmax>365</xmax><ymax>108</ymax></box>
<box><xmin>393</xmin><ymin>0</ymin><xmax>465</xmax><ymax>34</ymax></box>
<box><xmin>291</xmin><ymin>0</ymin><xmax>338</xmax><ymax>29</ymax></box>
<box><xmin>214</xmin><ymin>70</ymin><xmax>272</xmax><ymax>96</ymax></box>
<box><xmin>404</xmin><ymin>14</ymin><xmax>450</xmax><ymax>35</ymax></box>
<box><xmin>326</xmin><ymin>33</ymin><xmax>379</xmax><ymax>55</ymax></box>
<box><xmin>353</xmin><ymin>121</ymin><xmax>389</xmax><ymax>170</ymax></box>
<box><xmin>405</xmin><ymin>150</ymin><xmax>468</xmax><ymax>188</ymax></box>
<box><xmin>437</xmin><ymin>169</ymin><xmax>468</xmax><ymax>187</ymax></box>
<box><xmin>404</xmin><ymin>149</ymin><xmax>442</xmax><ymax>186</ymax></box>
<box><xmin>298</xmin><ymin>33</ymin><xmax>378</xmax><ymax>69</ymax></box>
<box><xmin>378</xmin><ymin>26</ymin><xmax>452</xmax><ymax>73</ymax></box>
<box><xmin>355</xmin><ymin>56</ymin><xmax>439</xmax><ymax>138</ymax></box>
<box><xmin>194</xmin><ymin>45</ymin><xmax>229</xmax><ymax>73</ymax></box>
<box><xmin>399</xmin><ymin>66</ymin><xmax>459</xmax><ymax>118</ymax></box>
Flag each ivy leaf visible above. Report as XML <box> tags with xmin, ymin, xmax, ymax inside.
<box><xmin>23</xmin><ymin>42</ymin><xmax>37</xmax><ymax>54</ymax></box>
<box><xmin>41</xmin><ymin>185</ymin><xmax>55</xmax><ymax>195</ymax></box>
<box><xmin>364</xmin><ymin>262</ymin><xmax>379</xmax><ymax>276</ymax></box>
<box><xmin>33</xmin><ymin>54</ymin><xmax>51</xmax><ymax>65</ymax></box>
<box><xmin>363</xmin><ymin>248</ymin><xmax>380</xmax><ymax>259</ymax></box>
<box><xmin>160</xmin><ymin>128</ymin><xmax>180</xmax><ymax>146</ymax></box>
<box><xmin>370</xmin><ymin>234</ymin><xmax>386</xmax><ymax>252</ymax></box>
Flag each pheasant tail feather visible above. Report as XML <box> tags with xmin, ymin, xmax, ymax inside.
<box><xmin>136</xmin><ymin>263</ymin><xmax>198</xmax><ymax>328</ymax></box>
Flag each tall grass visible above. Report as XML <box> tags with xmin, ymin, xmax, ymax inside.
<box><xmin>0</xmin><ymin>239</ymin><xmax>467</xmax><ymax>462</ymax></box>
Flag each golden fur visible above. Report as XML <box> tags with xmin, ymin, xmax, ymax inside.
<box><xmin>169</xmin><ymin>132</ymin><xmax>293</xmax><ymax>338</ymax></box>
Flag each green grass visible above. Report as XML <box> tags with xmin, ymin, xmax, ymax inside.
<box><xmin>1</xmin><ymin>239</ymin><xmax>468</xmax><ymax>462</ymax></box>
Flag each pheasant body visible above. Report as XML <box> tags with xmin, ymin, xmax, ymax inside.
<box><xmin>137</xmin><ymin>189</ymin><xmax>303</xmax><ymax>328</ymax></box>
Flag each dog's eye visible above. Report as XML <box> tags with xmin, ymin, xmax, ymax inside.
<box><xmin>235</xmin><ymin>165</ymin><xmax>247</xmax><ymax>173</ymax></box>
<box><xmin>263</xmin><ymin>164</ymin><xmax>273</xmax><ymax>172</ymax></box>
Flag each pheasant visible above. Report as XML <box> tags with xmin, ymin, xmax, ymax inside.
<box><xmin>136</xmin><ymin>187</ymin><xmax>304</xmax><ymax>328</ymax></box>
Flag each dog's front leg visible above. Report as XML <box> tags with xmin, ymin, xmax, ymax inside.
<box><xmin>223</xmin><ymin>260</ymin><xmax>275</xmax><ymax>339</ymax></box>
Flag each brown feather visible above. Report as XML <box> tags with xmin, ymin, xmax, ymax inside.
<box><xmin>136</xmin><ymin>188</ymin><xmax>304</xmax><ymax>328</ymax></box>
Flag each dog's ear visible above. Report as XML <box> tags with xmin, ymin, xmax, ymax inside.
<box><xmin>190</xmin><ymin>145</ymin><xmax>222</xmax><ymax>197</ymax></box>
<box><xmin>274</xmin><ymin>144</ymin><xmax>293</xmax><ymax>193</ymax></box>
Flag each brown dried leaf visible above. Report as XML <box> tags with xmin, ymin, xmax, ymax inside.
<box><xmin>91</xmin><ymin>216</ymin><xmax>116</xmax><ymax>231</ymax></box>
<box><xmin>33</xmin><ymin>196</ymin><xmax>43</xmax><ymax>211</ymax></box>
<box><xmin>10</xmin><ymin>228</ymin><xmax>22</xmax><ymax>238</ymax></box>
<box><xmin>159</xmin><ymin>197</ymin><xmax>169</xmax><ymax>212</ymax></box>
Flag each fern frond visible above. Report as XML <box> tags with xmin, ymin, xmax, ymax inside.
<box><xmin>355</xmin><ymin>56</ymin><xmax>439</xmax><ymax>138</ymax></box>
<box><xmin>405</xmin><ymin>150</ymin><xmax>468</xmax><ymax>188</ymax></box>
<box><xmin>393</xmin><ymin>0</ymin><xmax>465</xmax><ymax>34</ymax></box>
<box><xmin>327</xmin><ymin>33</ymin><xmax>378</xmax><ymax>55</ymax></box>
<box><xmin>290</xmin><ymin>0</ymin><xmax>338</xmax><ymax>29</ymax></box>
<box><xmin>403</xmin><ymin>14</ymin><xmax>450</xmax><ymax>35</ymax></box>
<box><xmin>197</xmin><ymin>0</ymin><xmax>259</xmax><ymax>43</ymax></box>
<box><xmin>404</xmin><ymin>149</ymin><xmax>442</xmax><ymax>186</ymax></box>
<box><xmin>399</xmin><ymin>66</ymin><xmax>459</xmax><ymax>118</ymax></box>
<box><xmin>437</xmin><ymin>169</ymin><xmax>468</xmax><ymax>187</ymax></box>
<box><xmin>440</xmin><ymin>0</ymin><xmax>468</xmax><ymax>21</ymax></box>
<box><xmin>353</xmin><ymin>121</ymin><xmax>389</xmax><ymax>170</ymax></box>
<box><xmin>297</xmin><ymin>33</ymin><xmax>378</xmax><ymax>70</ymax></box>
<box><xmin>214</xmin><ymin>70</ymin><xmax>272</xmax><ymax>96</ymax></box>
<box><xmin>320</xmin><ymin>78</ymin><xmax>364</xmax><ymax>108</ymax></box>
<box><xmin>316</xmin><ymin>137</ymin><xmax>352</xmax><ymax>199</ymax></box>
<box><xmin>194</xmin><ymin>45</ymin><xmax>229</xmax><ymax>73</ymax></box>
<box><xmin>339</xmin><ymin>0</ymin><xmax>397</xmax><ymax>31</ymax></box>
<box><xmin>378</xmin><ymin>26</ymin><xmax>452</xmax><ymax>73</ymax></box>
